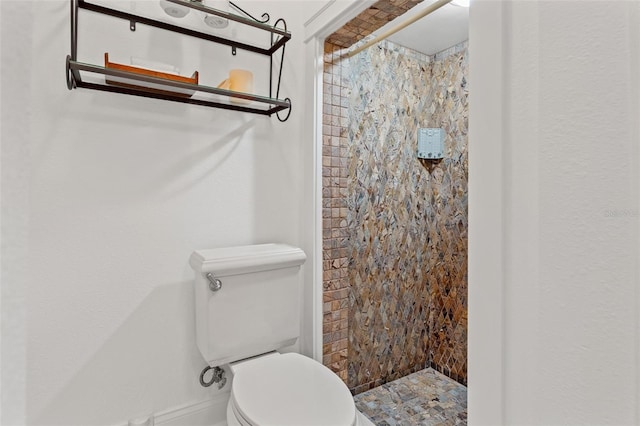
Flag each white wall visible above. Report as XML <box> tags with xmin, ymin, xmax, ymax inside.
<box><xmin>1</xmin><ymin>1</ymin><xmax>324</xmax><ymax>425</ymax></box>
<box><xmin>469</xmin><ymin>1</ymin><xmax>640</xmax><ymax>425</ymax></box>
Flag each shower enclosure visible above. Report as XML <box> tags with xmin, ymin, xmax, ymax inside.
<box><xmin>321</xmin><ymin>1</ymin><xmax>468</xmax><ymax>394</ymax></box>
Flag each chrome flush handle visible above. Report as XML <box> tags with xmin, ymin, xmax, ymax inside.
<box><xmin>206</xmin><ymin>272</ymin><xmax>222</xmax><ymax>292</ymax></box>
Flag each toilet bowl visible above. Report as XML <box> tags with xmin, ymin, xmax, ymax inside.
<box><xmin>189</xmin><ymin>244</ymin><xmax>371</xmax><ymax>426</ymax></box>
<box><xmin>225</xmin><ymin>352</ymin><xmax>360</xmax><ymax>426</ymax></box>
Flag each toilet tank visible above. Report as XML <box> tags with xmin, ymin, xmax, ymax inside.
<box><xmin>189</xmin><ymin>244</ymin><xmax>307</xmax><ymax>367</ymax></box>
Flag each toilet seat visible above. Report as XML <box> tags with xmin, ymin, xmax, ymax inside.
<box><xmin>229</xmin><ymin>353</ymin><xmax>357</xmax><ymax>426</ymax></box>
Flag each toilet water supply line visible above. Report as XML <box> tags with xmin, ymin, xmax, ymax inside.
<box><xmin>344</xmin><ymin>0</ymin><xmax>453</xmax><ymax>58</ymax></box>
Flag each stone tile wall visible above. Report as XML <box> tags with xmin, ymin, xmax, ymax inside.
<box><xmin>426</xmin><ymin>43</ymin><xmax>468</xmax><ymax>386</ymax></box>
<box><xmin>321</xmin><ymin>0</ymin><xmax>468</xmax><ymax>394</ymax></box>
<box><xmin>321</xmin><ymin>42</ymin><xmax>351</xmax><ymax>382</ymax></box>
<box><xmin>346</xmin><ymin>40</ymin><xmax>468</xmax><ymax>392</ymax></box>
<box><xmin>323</xmin><ymin>0</ymin><xmax>415</xmax><ymax>384</ymax></box>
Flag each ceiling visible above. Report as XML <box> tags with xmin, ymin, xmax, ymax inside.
<box><xmin>380</xmin><ymin>0</ymin><xmax>469</xmax><ymax>56</ymax></box>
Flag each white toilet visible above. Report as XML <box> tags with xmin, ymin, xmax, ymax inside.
<box><xmin>190</xmin><ymin>244</ymin><xmax>369</xmax><ymax>426</ymax></box>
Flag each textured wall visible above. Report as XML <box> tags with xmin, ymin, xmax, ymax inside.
<box><xmin>346</xmin><ymin>40</ymin><xmax>468</xmax><ymax>393</ymax></box>
<box><xmin>469</xmin><ymin>2</ymin><xmax>640</xmax><ymax>424</ymax></box>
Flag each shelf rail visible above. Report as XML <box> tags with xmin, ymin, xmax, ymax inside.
<box><xmin>67</xmin><ymin>57</ymin><xmax>290</xmax><ymax>115</ymax></box>
<box><xmin>75</xmin><ymin>0</ymin><xmax>290</xmax><ymax>56</ymax></box>
<box><xmin>66</xmin><ymin>0</ymin><xmax>292</xmax><ymax>119</ymax></box>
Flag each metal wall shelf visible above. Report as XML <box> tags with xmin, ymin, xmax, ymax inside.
<box><xmin>66</xmin><ymin>0</ymin><xmax>292</xmax><ymax>121</ymax></box>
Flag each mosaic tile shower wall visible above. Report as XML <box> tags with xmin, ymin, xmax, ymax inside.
<box><xmin>321</xmin><ymin>42</ymin><xmax>351</xmax><ymax>383</ymax></box>
<box><xmin>426</xmin><ymin>41</ymin><xmax>468</xmax><ymax>387</ymax></box>
<box><xmin>346</xmin><ymin>40</ymin><xmax>468</xmax><ymax>393</ymax></box>
<box><xmin>322</xmin><ymin>0</ymin><xmax>427</xmax><ymax>386</ymax></box>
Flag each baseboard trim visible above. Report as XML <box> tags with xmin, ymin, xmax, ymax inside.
<box><xmin>155</xmin><ymin>394</ymin><xmax>228</xmax><ymax>425</ymax></box>
<box><xmin>114</xmin><ymin>393</ymin><xmax>230</xmax><ymax>426</ymax></box>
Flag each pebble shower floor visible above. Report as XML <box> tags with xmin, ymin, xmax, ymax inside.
<box><xmin>354</xmin><ymin>368</ymin><xmax>467</xmax><ymax>425</ymax></box>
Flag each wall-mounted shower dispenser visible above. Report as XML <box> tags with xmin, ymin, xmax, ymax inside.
<box><xmin>417</xmin><ymin>128</ymin><xmax>445</xmax><ymax>159</ymax></box>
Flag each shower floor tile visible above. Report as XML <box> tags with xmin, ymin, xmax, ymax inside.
<box><xmin>354</xmin><ymin>368</ymin><xmax>467</xmax><ymax>426</ymax></box>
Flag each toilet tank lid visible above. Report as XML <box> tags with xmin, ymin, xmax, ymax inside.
<box><xmin>189</xmin><ymin>243</ymin><xmax>306</xmax><ymax>276</ymax></box>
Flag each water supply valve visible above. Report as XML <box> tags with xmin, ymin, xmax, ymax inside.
<box><xmin>199</xmin><ymin>365</ymin><xmax>227</xmax><ymax>389</ymax></box>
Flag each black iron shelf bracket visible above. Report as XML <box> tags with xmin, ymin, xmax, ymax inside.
<box><xmin>67</xmin><ymin>0</ymin><xmax>291</xmax><ymax>120</ymax></box>
<box><xmin>229</xmin><ymin>1</ymin><xmax>269</xmax><ymax>24</ymax></box>
<box><xmin>271</xmin><ymin>18</ymin><xmax>291</xmax><ymax>122</ymax></box>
